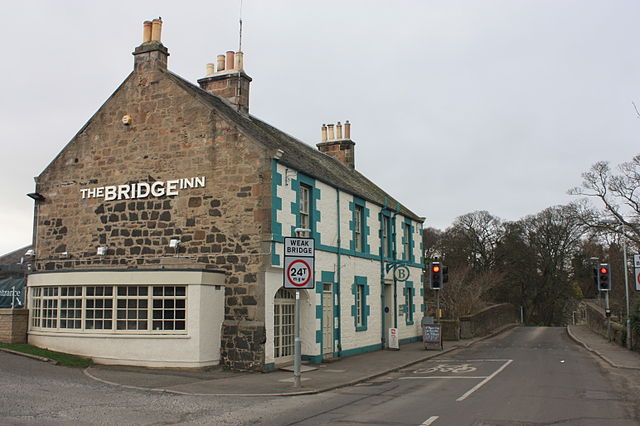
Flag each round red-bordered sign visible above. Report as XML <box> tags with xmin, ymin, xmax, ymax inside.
<box><xmin>286</xmin><ymin>259</ymin><xmax>312</xmax><ymax>287</ymax></box>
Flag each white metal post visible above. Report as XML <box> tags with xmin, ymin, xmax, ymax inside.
<box><xmin>293</xmin><ymin>289</ymin><xmax>301</xmax><ymax>388</ymax></box>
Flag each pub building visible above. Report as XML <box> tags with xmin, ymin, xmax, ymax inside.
<box><xmin>26</xmin><ymin>19</ymin><xmax>425</xmax><ymax>370</ymax></box>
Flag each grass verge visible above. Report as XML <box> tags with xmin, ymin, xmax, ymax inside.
<box><xmin>0</xmin><ymin>343</ymin><xmax>93</xmax><ymax>367</ymax></box>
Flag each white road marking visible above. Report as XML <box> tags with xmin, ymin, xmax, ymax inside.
<box><xmin>421</xmin><ymin>415</ymin><xmax>439</xmax><ymax>425</ymax></box>
<box><xmin>456</xmin><ymin>359</ymin><xmax>513</xmax><ymax>402</ymax></box>
<box><xmin>400</xmin><ymin>376</ymin><xmax>487</xmax><ymax>380</ymax></box>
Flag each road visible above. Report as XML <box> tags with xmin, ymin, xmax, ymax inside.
<box><xmin>254</xmin><ymin>327</ymin><xmax>639</xmax><ymax>425</ymax></box>
<box><xmin>0</xmin><ymin>327</ymin><xmax>638</xmax><ymax>425</ymax></box>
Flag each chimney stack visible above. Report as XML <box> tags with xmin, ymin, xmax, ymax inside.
<box><xmin>198</xmin><ymin>50</ymin><xmax>252</xmax><ymax>114</ymax></box>
<box><xmin>316</xmin><ymin>121</ymin><xmax>356</xmax><ymax>169</ymax></box>
<box><xmin>133</xmin><ymin>18</ymin><xmax>169</xmax><ymax>72</ymax></box>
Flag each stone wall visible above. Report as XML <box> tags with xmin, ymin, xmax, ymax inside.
<box><xmin>459</xmin><ymin>303</ymin><xmax>519</xmax><ymax>339</ymax></box>
<box><xmin>0</xmin><ymin>309</ymin><xmax>28</xmax><ymax>344</ymax></box>
<box><xmin>584</xmin><ymin>301</ymin><xmax>626</xmax><ymax>347</ymax></box>
<box><xmin>32</xmin><ymin>63</ymin><xmax>273</xmax><ymax>370</ymax></box>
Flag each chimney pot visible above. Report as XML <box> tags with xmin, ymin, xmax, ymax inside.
<box><xmin>321</xmin><ymin>125</ymin><xmax>328</xmax><ymax>142</ymax></box>
<box><xmin>336</xmin><ymin>122</ymin><xmax>343</xmax><ymax>140</ymax></box>
<box><xmin>206</xmin><ymin>63</ymin><xmax>215</xmax><ymax>77</ymax></box>
<box><xmin>328</xmin><ymin>124</ymin><xmax>335</xmax><ymax>141</ymax></box>
<box><xmin>226</xmin><ymin>51</ymin><xmax>235</xmax><ymax>71</ymax></box>
<box><xmin>217</xmin><ymin>54</ymin><xmax>226</xmax><ymax>72</ymax></box>
<box><xmin>345</xmin><ymin>120</ymin><xmax>351</xmax><ymax>139</ymax></box>
<box><xmin>143</xmin><ymin>21</ymin><xmax>152</xmax><ymax>43</ymax></box>
<box><xmin>151</xmin><ymin>19</ymin><xmax>162</xmax><ymax>42</ymax></box>
<box><xmin>234</xmin><ymin>51</ymin><xmax>244</xmax><ymax>71</ymax></box>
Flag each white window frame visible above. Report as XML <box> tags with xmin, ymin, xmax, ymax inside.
<box><xmin>355</xmin><ymin>284</ymin><xmax>365</xmax><ymax>328</ymax></box>
<box><xmin>299</xmin><ymin>184</ymin><xmax>311</xmax><ymax>231</ymax></box>
<box><xmin>30</xmin><ymin>285</ymin><xmax>187</xmax><ymax>335</ymax></box>
<box><xmin>355</xmin><ymin>205</ymin><xmax>363</xmax><ymax>252</ymax></box>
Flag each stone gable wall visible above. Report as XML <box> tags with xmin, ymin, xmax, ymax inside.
<box><xmin>33</xmin><ymin>67</ymin><xmax>272</xmax><ymax>370</ymax></box>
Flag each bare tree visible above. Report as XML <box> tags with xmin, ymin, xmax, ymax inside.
<box><xmin>569</xmin><ymin>155</ymin><xmax>640</xmax><ymax>247</ymax></box>
<box><xmin>438</xmin><ymin>265</ymin><xmax>502</xmax><ymax>320</ymax></box>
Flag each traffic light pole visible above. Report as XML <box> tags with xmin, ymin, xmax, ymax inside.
<box><xmin>622</xmin><ymin>236</ymin><xmax>631</xmax><ymax>350</ymax></box>
<box><xmin>605</xmin><ymin>291</ymin><xmax>611</xmax><ymax>342</ymax></box>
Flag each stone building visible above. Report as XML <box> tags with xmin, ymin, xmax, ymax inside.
<box><xmin>26</xmin><ymin>19</ymin><xmax>425</xmax><ymax>370</ymax></box>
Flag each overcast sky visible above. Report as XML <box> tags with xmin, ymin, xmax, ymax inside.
<box><xmin>1</xmin><ymin>1</ymin><xmax>638</xmax><ymax>256</ymax></box>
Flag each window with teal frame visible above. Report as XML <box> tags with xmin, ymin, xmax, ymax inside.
<box><xmin>404</xmin><ymin>281</ymin><xmax>415</xmax><ymax>325</ymax></box>
<box><xmin>350</xmin><ymin>197</ymin><xmax>369</xmax><ymax>254</ymax></box>
<box><xmin>351</xmin><ymin>276</ymin><xmax>369</xmax><ymax>331</ymax></box>
<box><xmin>402</xmin><ymin>219</ymin><xmax>414</xmax><ymax>263</ymax></box>
<box><xmin>380</xmin><ymin>212</ymin><xmax>393</xmax><ymax>259</ymax></box>
<box><xmin>290</xmin><ymin>173</ymin><xmax>320</xmax><ymax>240</ymax></box>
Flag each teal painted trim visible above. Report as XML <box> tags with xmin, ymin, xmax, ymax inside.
<box><xmin>262</xmin><ymin>362</ymin><xmax>276</xmax><ymax>372</ymax></box>
<box><xmin>271</xmin><ymin>241</ymin><xmax>279</xmax><ymax>267</ymax></box>
<box><xmin>316</xmin><ymin>271</ymin><xmax>335</xmax><ymax>349</ymax></box>
<box><xmin>399</xmin><ymin>336</ymin><xmax>421</xmax><ymax>344</ymax></box>
<box><xmin>302</xmin><ymin>354</ymin><xmax>323</xmax><ymax>364</ymax></box>
<box><xmin>340</xmin><ymin>343</ymin><xmax>383</xmax><ymax>358</ymax></box>
<box><xmin>420</xmin><ymin>286</ymin><xmax>425</xmax><ymax>313</ymax></box>
<box><xmin>289</xmin><ymin>173</ymin><xmax>322</xmax><ymax>245</ymax></box>
<box><xmin>271</xmin><ymin>160</ymin><xmax>283</xmax><ymax>266</ymax></box>
<box><xmin>402</xmin><ymin>218</ymin><xmax>415</xmax><ymax>264</ymax></box>
<box><xmin>348</xmin><ymin>197</ymin><xmax>370</xmax><ymax>255</ymax></box>
<box><xmin>404</xmin><ymin>281</ymin><xmax>415</xmax><ymax>325</ymax></box>
<box><xmin>351</xmin><ymin>275</ymin><xmax>370</xmax><ymax>332</ymax></box>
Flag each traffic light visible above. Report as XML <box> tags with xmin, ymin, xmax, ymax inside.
<box><xmin>430</xmin><ymin>262</ymin><xmax>443</xmax><ymax>290</ymax></box>
<box><xmin>597</xmin><ymin>263</ymin><xmax>611</xmax><ymax>291</ymax></box>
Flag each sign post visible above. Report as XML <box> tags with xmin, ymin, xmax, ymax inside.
<box><xmin>635</xmin><ymin>254</ymin><xmax>640</xmax><ymax>292</ymax></box>
<box><xmin>284</xmin><ymin>233</ymin><xmax>315</xmax><ymax>388</ymax></box>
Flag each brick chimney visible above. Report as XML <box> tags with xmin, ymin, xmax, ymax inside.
<box><xmin>132</xmin><ymin>19</ymin><xmax>169</xmax><ymax>72</ymax></box>
<box><xmin>197</xmin><ymin>51</ymin><xmax>252</xmax><ymax>114</ymax></box>
<box><xmin>316</xmin><ymin>121</ymin><xmax>355</xmax><ymax>169</ymax></box>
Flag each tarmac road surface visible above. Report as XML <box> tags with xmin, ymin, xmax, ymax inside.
<box><xmin>257</xmin><ymin>327</ymin><xmax>638</xmax><ymax>425</ymax></box>
<box><xmin>1</xmin><ymin>327</ymin><xmax>638</xmax><ymax>425</ymax></box>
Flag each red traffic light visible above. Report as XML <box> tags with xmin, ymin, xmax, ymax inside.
<box><xmin>432</xmin><ymin>265</ymin><xmax>441</xmax><ymax>273</ymax></box>
<box><xmin>599</xmin><ymin>267</ymin><xmax>608</xmax><ymax>274</ymax></box>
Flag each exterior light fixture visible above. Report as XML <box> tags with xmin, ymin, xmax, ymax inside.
<box><xmin>169</xmin><ymin>238</ymin><xmax>180</xmax><ymax>248</ymax></box>
<box><xmin>122</xmin><ymin>114</ymin><xmax>132</xmax><ymax>126</ymax></box>
<box><xmin>25</xmin><ymin>249</ymin><xmax>35</xmax><ymax>257</ymax></box>
<box><xmin>61</xmin><ymin>251</ymin><xmax>69</xmax><ymax>258</ymax></box>
<box><xmin>97</xmin><ymin>246</ymin><xmax>107</xmax><ymax>256</ymax></box>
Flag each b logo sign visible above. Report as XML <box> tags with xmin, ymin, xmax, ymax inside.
<box><xmin>394</xmin><ymin>265</ymin><xmax>410</xmax><ymax>282</ymax></box>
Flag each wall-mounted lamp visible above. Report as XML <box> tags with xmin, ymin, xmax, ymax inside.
<box><xmin>24</xmin><ymin>249</ymin><xmax>35</xmax><ymax>257</ymax></box>
<box><xmin>27</xmin><ymin>192</ymin><xmax>45</xmax><ymax>201</ymax></box>
<box><xmin>61</xmin><ymin>251</ymin><xmax>69</xmax><ymax>259</ymax></box>
<box><xmin>169</xmin><ymin>238</ymin><xmax>180</xmax><ymax>248</ymax></box>
<box><xmin>97</xmin><ymin>246</ymin><xmax>107</xmax><ymax>256</ymax></box>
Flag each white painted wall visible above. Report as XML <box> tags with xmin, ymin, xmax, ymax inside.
<box><xmin>27</xmin><ymin>270</ymin><xmax>225</xmax><ymax>368</ymax></box>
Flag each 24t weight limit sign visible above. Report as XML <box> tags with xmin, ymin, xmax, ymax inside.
<box><xmin>284</xmin><ymin>237</ymin><xmax>315</xmax><ymax>289</ymax></box>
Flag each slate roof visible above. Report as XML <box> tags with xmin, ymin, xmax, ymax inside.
<box><xmin>0</xmin><ymin>245</ymin><xmax>31</xmax><ymax>266</ymax></box>
<box><xmin>165</xmin><ymin>70</ymin><xmax>423</xmax><ymax>222</ymax></box>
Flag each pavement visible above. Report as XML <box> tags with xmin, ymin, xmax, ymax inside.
<box><xmin>6</xmin><ymin>323</ymin><xmax>638</xmax><ymax>397</ymax></box>
<box><xmin>567</xmin><ymin>323</ymin><xmax>640</xmax><ymax>370</ymax></box>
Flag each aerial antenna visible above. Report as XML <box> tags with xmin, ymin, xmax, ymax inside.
<box><xmin>238</xmin><ymin>0</ymin><xmax>243</xmax><ymax>52</ymax></box>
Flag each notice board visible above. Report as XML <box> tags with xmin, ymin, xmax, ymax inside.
<box><xmin>422</xmin><ymin>323</ymin><xmax>442</xmax><ymax>350</ymax></box>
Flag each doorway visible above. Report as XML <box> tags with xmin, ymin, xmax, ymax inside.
<box><xmin>322</xmin><ymin>283</ymin><xmax>333</xmax><ymax>359</ymax></box>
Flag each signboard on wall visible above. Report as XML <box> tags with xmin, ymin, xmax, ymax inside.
<box><xmin>0</xmin><ymin>277</ymin><xmax>24</xmax><ymax>308</ymax></box>
<box><xmin>283</xmin><ymin>237</ymin><xmax>315</xmax><ymax>289</ymax></box>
